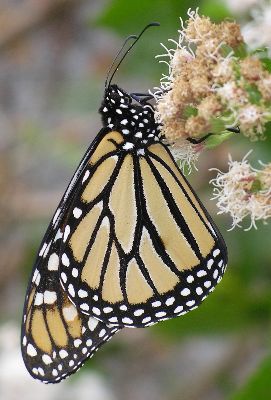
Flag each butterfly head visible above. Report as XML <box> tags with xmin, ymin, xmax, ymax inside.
<box><xmin>101</xmin><ymin>84</ymin><xmax>131</xmax><ymax>114</ymax></box>
<box><xmin>100</xmin><ymin>84</ymin><xmax>160</xmax><ymax>144</ymax></box>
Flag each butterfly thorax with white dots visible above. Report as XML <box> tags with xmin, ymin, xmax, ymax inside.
<box><xmin>100</xmin><ymin>84</ymin><xmax>161</xmax><ymax>154</ymax></box>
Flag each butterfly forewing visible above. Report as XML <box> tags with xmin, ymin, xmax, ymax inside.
<box><xmin>58</xmin><ymin>122</ymin><xmax>227</xmax><ymax>328</ymax></box>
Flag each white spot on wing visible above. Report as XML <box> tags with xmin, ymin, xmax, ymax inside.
<box><xmin>213</xmin><ymin>269</ymin><xmax>218</xmax><ymax>279</ymax></box>
<box><xmin>197</xmin><ymin>270</ymin><xmax>207</xmax><ymax>277</ymax></box>
<box><xmin>39</xmin><ymin>243</ymin><xmax>47</xmax><ymax>257</ymax></box>
<box><xmin>73</xmin><ymin>207</ymin><xmax>82</xmax><ymax>219</ymax></box>
<box><xmin>207</xmin><ymin>259</ymin><xmax>214</xmax><ymax>269</ymax></box>
<box><xmin>109</xmin><ymin>317</ymin><xmax>118</xmax><ymax>323</ymax></box>
<box><xmin>92</xmin><ymin>307</ymin><xmax>101</xmax><ymax>316</ymax></box>
<box><xmin>99</xmin><ymin>329</ymin><xmax>106</xmax><ymax>337</ymax></box>
<box><xmin>181</xmin><ymin>288</ymin><xmax>190</xmax><ymax>296</ymax></box>
<box><xmin>48</xmin><ymin>253</ymin><xmax>59</xmax><ymax>271</ymax></box>
<box><xmin>82</xmin><ymin>170</ymin><xmax>90</xmax><ymax>184</ymax></box>
<box><xmin>43</xmin><ymin>291</ymin><xmax>57</xmax><ymax>304</ymax></box>
<box><xmin>72</xmin><ymin>268</ymin><xmax>78</xmax><ymax>277</ymax></box>
<box><xmin>43</xmin><ymin>241</ymin><xmax>52</xmax><ymax>258</ymax></box>
<box><xmin>63</xmin><ymin>305</ymin><xmax>77</xmax><ymax>321</ymax></box>
<box><xmin>123</xmin><ymin>142</ymin><xmax>134</xmax><ymax>150</ymax></box>
<box><xmin>34</xmin><ymin>292</ymin><xmax>43</xmax><ymax>306</ymax></box>
<box><xmin>68</xmin><ymin>284</ymin><xmax>75</xmax><ymax>297</ymax></box>
<box><xmin>165</xmin><ymin>297</ymin><xmax>175</xmax><ymax>306</ymax></box>
<box><xmin>88</xmin><ymin>317</ymin><xmax>98</xmax><ymax>331</ymax></box>
<box><xmin>42</xmin><ymin>354</ymin><xmax>52</xmax><ymax>365</ymax></box>
<box><xmin>38</xmin><ymin>367</ymin><xmax>45</xmax><ymax>376</ymax></box>
<box><xmin>134</xmin><ymin>309</ymin><xmax>144</xmax><ymax>316</ymax></box>
<box><xmin>63</xmin><ymin>226</ymin><xmax>70</xmax><ymax>243</ymax></box>
<box><xmin>155</xmin><ymin>311</ymin><xmax>166</xmax><ymax>318</ymax></box>
<box><xmin>59</xmin><ymin>350</ymin><xmax>68</xmax><ymax>359</ymax></box>
<box><xmin>213</xmin><ymin>249</ymin><xmax>220</xmax><ymax>257</ymax></box>
<box><xmin>54</xmin><ymin>229</ymin><xmax>63</xmax><ymax>242</ymax></box>
<box><xmin>53</xmin><ymin>208</ymin><xmax>61</xmax><ymax>227</ymax></box>
<box><xmin>61</xmin><ymin>272</ymin><xmax>67</xmax><ymax>283</ymax></box>
<box><xmin>122</xmin><ymin>317</ymin><xmax>133</xmax><ymax>324</ymax></box>
<box><xmin>196</xmin><ymin>287</ymin><xmax>203</xmax><ymax>295</ymax></box>
<box><xmin>80</xmin><ymin>303</ymin><xmax>89</xmax><ymax>311</ymax></box>
<box><xmin>74</xmin><ymin>339</ymin><xmax>82</xmax><ymax>348</ymax></box>
<box><xmin>142</xmin><ymin>316</ymin><xmax>151</xmax><ymax>324</ymax></box>
<box><xmin>78</xmin><ymin>289</ymin><xmax>88</xmax><ymax>298</ymax></box>
<box><xmin>32</xmin><ymin>269</ymin><xmax>41</xmax><ymax>286</ymax></box>
<box><xmin>103</xmin><ymin>307</ymin><xmax>113</xmax><ymax>313</ymax></box>
<box><xmin>61</xmin><ymin>253</ymin><xmax>70</xmax><ymax>267</ymax></box>
<box><xmin>27</xmin><ymin>344</ymin><xmax>37</xmax><ymax>357</ymax></box>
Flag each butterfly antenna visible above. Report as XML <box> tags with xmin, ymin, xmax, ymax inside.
<box><xmin>105</xmin><ymin>35</ymin><xmax>138</xmax><ymax>89</ymax></box>
<box><xmin>107</xmin><ymin>22</ymin><xmax>160</xmax><ymax>88</ymax></box>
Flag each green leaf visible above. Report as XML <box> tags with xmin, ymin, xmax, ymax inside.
<box><xmin>230</xmin><ymin>356</ymin><xmax>271</xmax><ymax>400</ymax></box>
<box><xmin>250</xmin><ymin>179</ymin><xmax>262</xmax><ymax>193</ymax></box>
<box><xmin>201</xmin><ymin>0</ymin><xmax>231</xmax><ymax>20</ymax></box>
<box><xmin>210</xmin><ymin>118</ymin><xmax>227</xmax><ymax>134</ymax></box>
<box><xmin>262</xmin><ymin>58</ymin><xmax>271</xmax><ymax>73</ymax></box>
<box><xmin>264</xmin><ymin>121</ymin><xmax>271</xmax><ymax>136</ymax></box>
<box><xmin>94</xmin><ymin>0</ymin><xmax>203</xmax><ymax>80</ymax></box>
<box><xmin>220</xmin><ymin>44</ymin><xmax>234</xmax><ymax>58</ymax></box>
<box><xmin>234</xmin><ymin>43</ymin><xmax>248</xmax><ymax>59</ymax></box>
<box><xmin>204</xmin><ymin>131</ymin><xmax>234</xmax><ymax>148</ymax></box>
<box><xmin>244</xmin><ymin>83</ymin><xmax>262</xmax><ymax>105</ymax></box>
<box><xmin>183</xmin><ymin>105</ymin><xmax>198</xmax><ymax>118</ymax></box>
<box><xmin>96</xmin><ymin>0</ymin><xmax>199</xmax><ymax>35</ymax></box>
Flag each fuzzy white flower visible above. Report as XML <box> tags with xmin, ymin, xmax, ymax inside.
<box><xmin>242</xmin><ymin>1</ymin><xmax>271</xmax><ymax>56</ymax></box>
<box><xmin>210</xmin><ymin>152</ymin><xmax>271</xmax><ymax>230</ymax></box>
<box><xmin>225</xmin><ymin>0</ymin><xmax>259</xmax><ymax>14</ymax></box>
<box><xmin>216</xmin><ymin>81</ymin><xmax>239</xmax><ymax>102</ymax></box>
<box><xmin>168</xmin><ymin>139</ymin><xmax>202</xmax><ymax>175</ymax></box>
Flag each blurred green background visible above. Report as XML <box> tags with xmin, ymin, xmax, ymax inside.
<box><xmin>0</xmin><ymin>1</ymin><xmax>270</xmax><ymax>399</ymax></box>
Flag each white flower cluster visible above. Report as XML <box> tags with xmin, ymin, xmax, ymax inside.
<box><xmin>242</xmin><ymin>1</ymin><xmax>271</xmax><ymax>57</ymax></box>
<box><xmin>210</xmin><ymin>152</ymin><xmax>271</xmax><ymax>230</ymax></box>
<box><xmin>225</xmin><ymin>0</ymin><xmax>271</xmax><ymax>57</ymax></box>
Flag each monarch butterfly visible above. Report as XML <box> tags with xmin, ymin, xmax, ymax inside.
<box><xmin>21</xmin><ymin>23</ymin><xmax>227</xmax><ymax>383</ymax></box>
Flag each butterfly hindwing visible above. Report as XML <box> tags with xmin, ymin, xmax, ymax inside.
<box><xmin>58</xmin><ymin>124</ymin><xmax>227</xmax><ymax>328</ymax></box>
<box><xmin>21</xmin><ymin>235</ymin><xmax>119</xmax><ymax>383</ymax></box>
